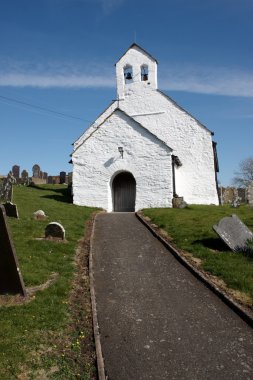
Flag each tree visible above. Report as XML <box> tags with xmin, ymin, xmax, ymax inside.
<box><xmin>233</xmin><ymin>157</ymin><xmax>253</xmax><ymax>187</ymax></box>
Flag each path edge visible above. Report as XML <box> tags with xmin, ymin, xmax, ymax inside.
<box><xmin>136</xmin><ymin>212</ymin><xmax>253</xmax><ymax>328</ymax></box>
<box><xmin>89</xmin><ymin>213</ymin><xmax>107</xmax><ymax>380</ymax></box>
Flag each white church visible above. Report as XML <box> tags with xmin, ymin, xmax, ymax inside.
<box><xmin>72</xmin><ymin>43</ymin><xmax>219</xmax><ymax>212</ymax></box>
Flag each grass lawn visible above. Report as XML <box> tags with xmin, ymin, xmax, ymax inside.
<box><xmin>0</xmin><ymin>185</ymin><xmax>98</xmax><ymax>379</ymax></box>
<box><xmin>142</xmin><ymin>204</ymin><xmax>253</xmax><ymax>307</ymax></box>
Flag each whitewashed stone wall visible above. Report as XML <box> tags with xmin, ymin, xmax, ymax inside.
<box><xmin>119</xmin><ymin>86</ymin><xmax>219</xmax><ymax>204</ymax></box>
<box><xmin>72</xmin><ymin>110</ymin><xmax>172</xmax><ymax>211</ymax></box>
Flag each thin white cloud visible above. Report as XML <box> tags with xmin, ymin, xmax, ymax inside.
<box><xmin>160</xmin><ymin>65</ymin><xmax>253</xmax><ymax>98</ymax></box>
<box><xmin>0</xmin><ymin>73</ymin><xmax>115</xmax><ymax>88</ymax></box>
<box><xmin>0</xmin><ymin>59</ymin><xmax>253</xmax><ymax>98</ymax></box>
<box><xmin>55</xmin><ymin>0</ymin><xmax>125</xmax><ymax>13</ymax></box>
<box><xmin>100</xmin><ymin>0</ymin><xmax>125</xmax><ymax>13</ymax></box>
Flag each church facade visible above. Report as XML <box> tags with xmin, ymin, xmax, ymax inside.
<box><xmin>72</xmin><ymin>44</ymin><xmax>219</xmax><ymax>211</ymax></box>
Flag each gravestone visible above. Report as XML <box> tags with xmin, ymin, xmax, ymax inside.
<box><xmin>32</xmin><ymin>164</ymin><xmax>40</xmax><ymax>178</ymax></box>
<box><xmin>45</xmin><ymin>222</ymin><xmax>65</xmax><ymax>240</ymax></box>
<box><xmin>0</xmin><ymin>205</ymin><xmax>26</xmax><ymax>295</ymax></box>
<box><xmin>60</xmin><ymin>171</ymin><xmax>66</xmax><ymax>184</ymax></box>
<box><xmin>0</xmin><ymin>172</ymin><xmax>15</xmax><ymax>203</ymax></box>
<box><xmin>33</xmin><ymin>210</ymin><xmax>47</xmax><ymax>220</ymax></box>
<box><xmin>213</xmin><ymin>214</ymin><xmax>253</xmax><ymax>252</ymax></box>
<box><xmin>21</xmin><ymin>170</ymin><xmax>29</xmax><ymax>185</ymax></box>
<box><xmin>3</xmin><ymin>202</ymin><xmax>19</xmax><ymax>218</ymax></box>
<box><xmin>12</xmin><ymin>165</ymin><xmax>20</xmax><ymax>180</ymax></box>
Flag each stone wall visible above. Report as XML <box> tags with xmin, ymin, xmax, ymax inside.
<box><xmin>247</xmin><ymin>182</ymin><xmax>253</xmax><ymax>206</ymax></box>
<box><xmin>219</xmin><ymin>187</ymin><xmax>247</xmax><ymax>204</ymax></box>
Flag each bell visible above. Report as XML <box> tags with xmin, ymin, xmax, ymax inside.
<box><xmin>143</xmin><ymin>73</ymin><xmax>148</xmax><ymax>81</ymax></box>
<box><xmin>125</xmin><ymin>72</ymin><xmax>132</xmax><ymax>80</ymax></box>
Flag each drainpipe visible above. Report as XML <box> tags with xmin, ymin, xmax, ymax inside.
<box><xmin>172</xmin><ymin>155</ymin><xmax>182</xmax><ymax>198</ymax></box>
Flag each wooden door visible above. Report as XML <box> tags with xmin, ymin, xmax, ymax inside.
<box><xmin>113</xmin><ymin>172</ymin><xmax>136</xmax><ymax>212</ymax></box>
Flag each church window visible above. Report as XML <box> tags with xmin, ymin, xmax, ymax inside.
<box><xmin>124</xmin><ymin>65</ymin><xmax>133</xmax><ymax>83</ymax></box>
<box><xmin>141</xmin><ymin>65</ymin><xmax>149</xmax><ymax>81</ymax></box>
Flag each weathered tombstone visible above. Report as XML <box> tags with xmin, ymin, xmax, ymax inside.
<box><xmin>3</xmin><ymin>202</ymin><xmax>19</xmax><ymax>218</ymax></box>
<box><xmin>12</xmin><ymin>165</ymin><xmax>20</xmax><ymax>180</ymax></box>
<box><xmin>45</xmin><ymin>222</ymin><xmax>65</xmax><ymax>240</ymax></box>
<box><xmin>32</xmin><ymin>164</ymin><xmax>40</xmax><ymax>178</ymax></box>
<box><xmin>33</xmin><ymin>210</ymin><xmax>47</xmax><ymax>220</ymax></box>
<box><xmin>0</xmin><ymin>205</ymin><xmax>26</xmax><ymax>295</ymax></box>
<box><xmin>21</xmin><ymin>170</ymin><xmax>29</xmax><ymax>185</ymax></box>
<box><xmin>0</xmin><ymin>172</ymin><xmax>15</xmax><ymax>203</ymax></box>
<box><xmin>213</xmin><ymin>214</ymin><xmax>253</xmax><ymax>252</ymax></box>
<box><xmin>60</xmin><ymin>171</ymin><xmax>66</xmax><ymax>184</ymax></box>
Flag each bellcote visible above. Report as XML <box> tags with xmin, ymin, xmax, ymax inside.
<box><xmin>115</xmin><ymin>43</ymin><xmax>158</xmax><ymax>99</ymax></box>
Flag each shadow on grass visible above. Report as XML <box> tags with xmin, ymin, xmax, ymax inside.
<box><xmin>29</xmin><ymin>185</ymin><xmax>73</xmax><ymax>204</ymax></box>
<box><xmin>193</xmin><ymin>237</ymin><xmax>230</xmax><ymax>252</ymax></box>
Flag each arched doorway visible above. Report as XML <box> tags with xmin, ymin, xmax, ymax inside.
<box><xmin>112</xmin><ymin>172</ymin><xmax>136</xmax><ymax>212</ymax></box>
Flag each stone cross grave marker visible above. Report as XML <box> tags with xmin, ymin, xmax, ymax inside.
<box><xmin>213</xmin><ymin>214</ymin><xmax>253</xmax><ymax>252</ymax></box>
<box><xmin>0</xmin><ymin>205</ymin><xmax>26</xmax><ymax>295</ymax></box>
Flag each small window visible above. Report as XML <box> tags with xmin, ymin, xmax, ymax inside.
<box><xmin>124</xmin><ymin>65</ymin><xmax>133</xmax><ymax>83</ymax></box>
<box><xmin>141</xmin><ymin>65</ymin><xmax>148</xmax><ymax>81</ymax></box>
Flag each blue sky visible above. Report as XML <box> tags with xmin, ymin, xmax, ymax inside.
<box><xmin>0</xmin><ymin>0</ymin><xmax>252</xmax><ymax>185</ymax></box>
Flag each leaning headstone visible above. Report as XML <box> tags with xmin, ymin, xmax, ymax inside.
<box><xmin>213</xmin><ymin>214</ymin><xmax>253</xmax><ymax>252</ymax></box>
<box><xmin>45</xmin><ymin>222</ymin><xmax>65</xmax><ymax>240</ymax></box>
<box><xmin>3</xmin><ymin>202</ymin><xmax>19</xmax><ymax>218</ymax></box>
<box><xmin>0</xmin><ymin>205</ymin><xmax>26</xmax><ymax>295</ymax></box>
<box><xmin>33</xmin><ymin>210</ymin><xmax>47</xmax><ymax>220</ymax></box>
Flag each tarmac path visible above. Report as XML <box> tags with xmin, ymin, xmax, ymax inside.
<box><xmin>92</xmin><ymin>213</ymin><xmax>253</xmax><ymax>380</ymax></box>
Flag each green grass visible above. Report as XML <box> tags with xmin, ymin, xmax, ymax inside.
<box><xmin>0</xmin><ymin>185</ymin><xmax>97</xmax><ymax>379</ymax></box>
<box><xmin>143</xmin><ymin>204</ymin><xmax>253</xmax><ymax>305</ymax></box>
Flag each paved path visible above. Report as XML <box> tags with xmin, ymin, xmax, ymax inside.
<box><xmin>92</xmin><ymin>213</ymin><xmax>253</xmax><ymax>380</ymax></box>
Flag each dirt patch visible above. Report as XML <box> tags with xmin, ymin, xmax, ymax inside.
<box><xmin>0</xmin><ymin>272</ymin><xmax>59</xmax><ymax>307</ymax></box>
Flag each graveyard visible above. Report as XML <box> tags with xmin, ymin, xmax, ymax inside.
<box><xmin>1</xmin><ymin>183</ymin><xmax>253</xmax><ymax>378</ymax></box>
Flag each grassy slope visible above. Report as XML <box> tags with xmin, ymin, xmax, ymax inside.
<box><xmin>143</xmin><ymin>205</ymin><xmax>253</xmax><ymax>305</ymax></box>
<box><xmin>0</xmin><ymin>185</ymin><xmax>97</xmax><ymax>379</ymax></box>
